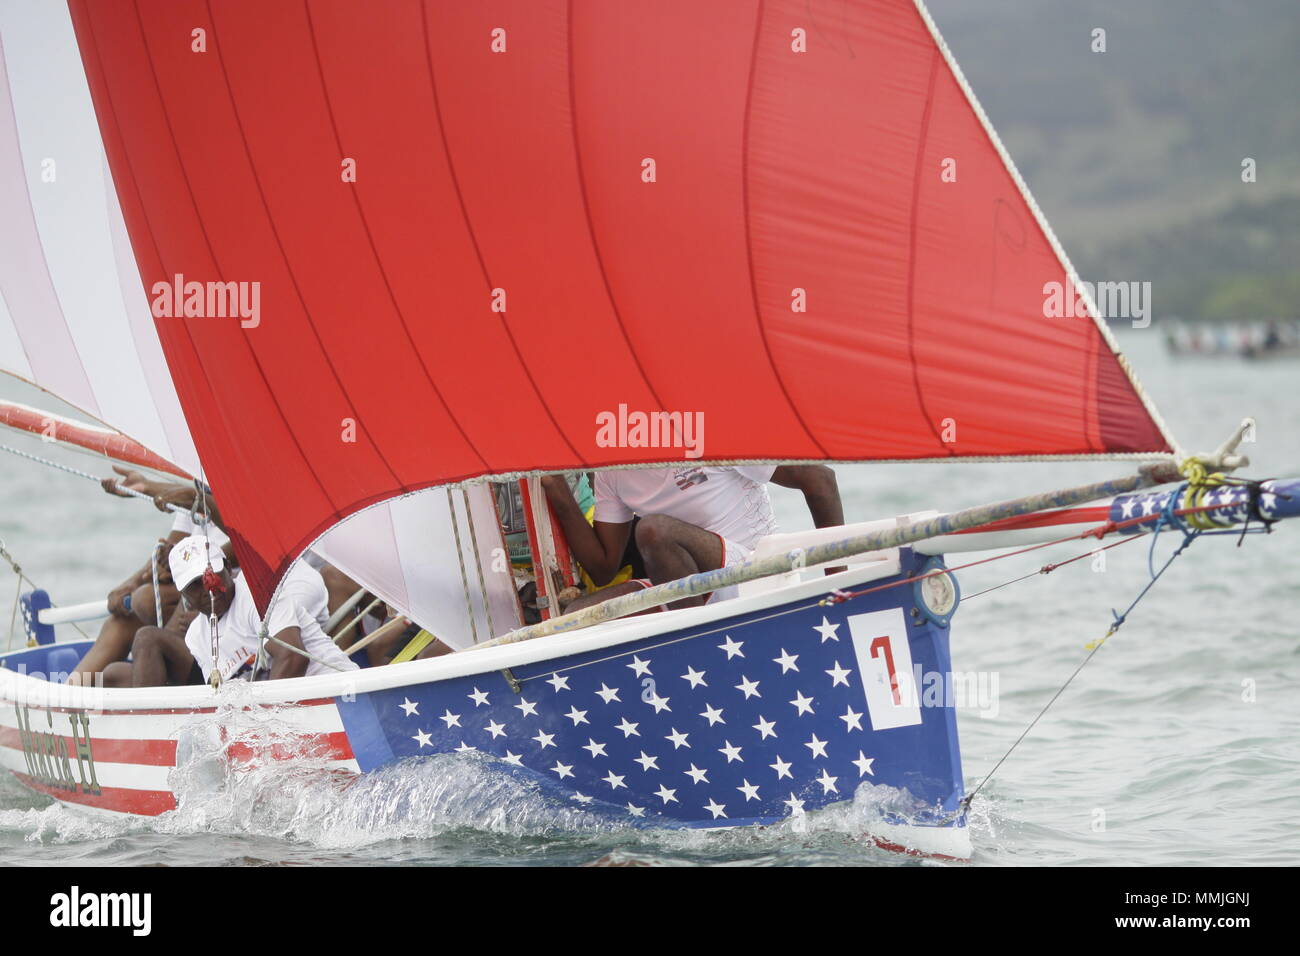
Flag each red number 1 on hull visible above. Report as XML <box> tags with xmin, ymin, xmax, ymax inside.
<box><xmin>870</xmin><ymin>636</ymin><xmax>902</xmax><ymax>705</ymax></box>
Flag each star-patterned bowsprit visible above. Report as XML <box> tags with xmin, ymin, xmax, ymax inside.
<box><xmin>357</xmin><ymin>597</ymin><xmax>966</xmax><ymax>828</ymax></box>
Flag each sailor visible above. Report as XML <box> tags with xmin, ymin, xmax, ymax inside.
<box><xmin>107</xmin><ymin>535</ymin><xmax>358</xmax><ymax>687</ymax></box>
<box><xmin>540</xmin><ymin>465</ymin><xmax>843</xmax><ymax>611</ymax></box>
<box><xmin>65</xmin><ymin>469</ymin><xmax>235</xmax><ymax>685</ymax></box>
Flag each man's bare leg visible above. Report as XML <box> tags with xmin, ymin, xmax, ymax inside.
<box><xmin>102</xmin><ymin>661</ymin><xmax>133</xmax><ymax>688</ymax></box>
<box><xmin>130</xmin><ymin>627</ymin><xmax>197</xmax><ymax>687</ymax></box>
<box><xmin>634</xmin><ymin>514</ymin><xmax>725</xmax><ymax>609</ymax></box>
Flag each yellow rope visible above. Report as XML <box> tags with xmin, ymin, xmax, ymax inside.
<box><xmin>1178</xmin><ymin>458</ymin><xmax>1228</xmax><ymax>531</ymax></box>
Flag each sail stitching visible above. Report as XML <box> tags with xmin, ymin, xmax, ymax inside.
<box><xmin>740</xmin><ymin>0</ymin><xmax>830</xmax><ymax>459</ymax></box>
<box><xmin>99</xmin><ymin>0</ymin><xmax>341</xmax><ymax>537</ymax></box>
<box><xmin>910</xmin><ymin>0</ymin><xmax>1183</xmax><ymax>459</ymax></box>
<box><xmin>300</xmin><ymin>2</ymin><xmax>489</xmax><ymax>479</ymax></box>
<box><xmin>564</xmin><ymin>0</ymin><xmax>667</xmax><ymax>413</ymax></box>
<box><xmin>417</xmin><ymin>0</ymin><xmax>583</xmax><ymax>464</ymax></box>
<box><xmin>903</xmin><ymin>52</ymin><xmax>950</xmax><ymax>454</ymax></box>
<box><xmin>199</xmin><ymin>0</ymin><xmax>406</xmax><ymax>491</ymax></box>
<box><xmin>79</xmin><ymin>0</ymin><xmax>304</xmax><ymax>545</ymax></box>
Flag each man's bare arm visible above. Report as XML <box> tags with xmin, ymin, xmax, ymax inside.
<box><xmin>266</xmin><ymin>626</ymin><xmax>309</xmax><ymax>680</ymax></box>
<box><xmin>770</xmin><ymin>465</ymin><xmax>844</xmax><ymax>528</ymax></box>
<box><xmin>539</xmin><ymin>476</ymin><xmax>631</xmax><ymax>586</ymax></box>
<box><xmin>107</xmin><ymin>564</ymin><xmax>151</xmax><ymax>617</ymax></box>
<box><xmin>102</xmin><ymin>466</ymin><xmax>229</xmax><ymax>534</ymax></box>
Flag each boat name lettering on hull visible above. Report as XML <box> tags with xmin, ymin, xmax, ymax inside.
<box><xmin>14</xmin><ymin>707</ymin><xmax>101</xmax><ymax>795</ymax></box>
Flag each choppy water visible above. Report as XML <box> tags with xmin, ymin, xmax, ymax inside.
<box><xmin>2</xmin><ymin>332</ymin><xmax>1298</xmax><ymax>866</ymax></box>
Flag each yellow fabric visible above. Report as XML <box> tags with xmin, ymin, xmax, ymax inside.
<box><xmin>580</xmin><ymin>563</ymin><xmax>634</xmax><ymax>593</ymax></box>
<box><xmin>391</xmin><ymin>629</ymin><xmax>436</xmax><ymax>664</ymax></box>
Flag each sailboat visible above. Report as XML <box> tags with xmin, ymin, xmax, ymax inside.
<box><xmin>0</xmin><ymin>0</ymin><xmax>1294</xmax><ymax>860</ymax></box>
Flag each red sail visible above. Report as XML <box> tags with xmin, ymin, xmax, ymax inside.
<box><xmin>68</xmin><ymin>0</ymin><xmax>1174</xmax><ymax>605</ymax></box>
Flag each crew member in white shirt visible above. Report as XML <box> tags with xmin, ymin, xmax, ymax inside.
<box><xmin>541</xmin><ymin>464</ymin><xmax>842</xmax><ymax>610</ymax></box>
<box><xmin>113</xmin><ymin>536</ymin><xmax>357</xmax><ymax>687</ymax></box>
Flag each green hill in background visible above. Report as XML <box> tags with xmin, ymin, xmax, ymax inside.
<box><xmin>926</xmin><ymin>0</ymin><xmax>1299</xmax><ymax>320</ymax></box>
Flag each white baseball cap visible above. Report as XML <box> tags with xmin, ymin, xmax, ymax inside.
<box><xmin>169</xmin><ymin>534</ymin><xmax>225</xmax><ymax>591</ymax></box>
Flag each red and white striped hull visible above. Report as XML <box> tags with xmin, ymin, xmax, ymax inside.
<box><xmin>0</xmin><ymin>688</ymin><xmax>357</xmax><ymax>816</ymax></box>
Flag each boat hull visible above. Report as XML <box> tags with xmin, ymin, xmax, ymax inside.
<box><xmin>0</xmin><ymin>550</ymin><xmax>970</xmax><ymax>858</ymax></box>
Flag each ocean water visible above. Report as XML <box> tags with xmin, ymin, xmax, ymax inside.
<box><xmin>1</xmin><ymin>331</ymin><xmax>1297</xmax><ymax>866</ymax></box>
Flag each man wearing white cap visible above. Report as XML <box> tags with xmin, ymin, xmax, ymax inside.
<box><xmin>118</xmin><ymin>535</ymin><xmax>357</xmax><ymax>687</ymax></box>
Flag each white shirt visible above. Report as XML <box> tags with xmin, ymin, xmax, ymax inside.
<box><xmin>275</xmin><ymin>561</ymin><xmax>330</xmax><ymax>630</ymax></box>
<box><xmin>184</xmin><ymin>567</ymin><xmax>357</xmax><ymax>682</ymax></box>
<box><xmin>171</xmin><ymin>510</ymin><xmax>231</xmax><ymax>549</ymax></box>
<box><xmin>594</xmin><ymin>465</ymin><xmax>779</xmax><ymax>551</ymax></box>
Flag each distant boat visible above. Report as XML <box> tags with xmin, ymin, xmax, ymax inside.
<box><xmin>1163</xmin><ymin>319</ymin><xmax>1300</xmax><ymax>359</ymax></box>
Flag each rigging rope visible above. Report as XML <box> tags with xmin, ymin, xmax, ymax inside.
<box><xmin>0</xmin><ymin>536</ymin><xmax>93</xmax><ymax>649</ymax></box>
<box><xmin>150</xmin><ymin>541</ymin><xmax>165</xmax><ymax>627</ymax></box>
<box><xmin>953</xmin><ymin>494</ymin><xmax>1222</xmax><ymax>819</ymax></box>
<box><xmin>0</xmin><ymin>440</ymin><xmax>179</xmax><ymax>509</ymax></box>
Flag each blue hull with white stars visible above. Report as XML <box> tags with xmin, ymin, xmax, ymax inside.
<box><xmin>336</xmin><ymin>548</ymin><xmax>970</xmax><ymax>858</ymax></box>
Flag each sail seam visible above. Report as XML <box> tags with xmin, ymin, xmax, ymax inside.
<box><xmin>77</xmin><ymin>1</ymin><xmax>295</xmax><ymax>519</ymax></box>
<box><xmin>301</xmin><ymin>2</ymin><xmax>488</xmax><ymax>478</ymax></box>
<box><xmin>417</xmin><ymin>0</ymin><xmax>584</xmax><ymax>463</ymax></box>
<box><xmin>740</xmin><ymin>0</ymin><xmax>830</xmax><ymax>458</ymax></box>
<box><xmin>904</xmin><ymin>52</ymin><xmax>951</xmax><ymax>455</ymax></box>
<box><xmin>199</xmin><ymin>0</ymin><xmax>407</xmax><ymax>491</ymax></box>
<box><xmin>117</xmin><ymin>0</ymin><xmax>344</xmax><ymax>586</ymax></box>
<box><xmin>565</xmin><ymin>0</ymin><xmax>666</xmax><ymax>412</ymax></box>
<box><xmin>909</xmin><ymin>0</ymin><xmax>1183</xmax><ymax>459</ymax></box>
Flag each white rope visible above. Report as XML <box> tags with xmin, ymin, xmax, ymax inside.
<box><xmin>262</xmin><ymin>628</ymin><xmax>353</xmax><ymax>673</ymax></box>
<box><xmin>0</xmin><ymin>441</ymin><xmax>184</xmax><ymax>509</ymax></box>
<box><xmin>150</xmin><ymin>541</ymin><xmax>164</xmax><ymax>627</ymax></box>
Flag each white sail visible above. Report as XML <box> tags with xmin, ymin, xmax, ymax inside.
<box><xmin>312</xmin><ymin>486</ymin><xmax>522</xmax><ymax>650</ymax></box>
<box><xmin>0</xmin><ymin>2</ymin><xmax>196</xmax><ymax>473</ymax></box>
